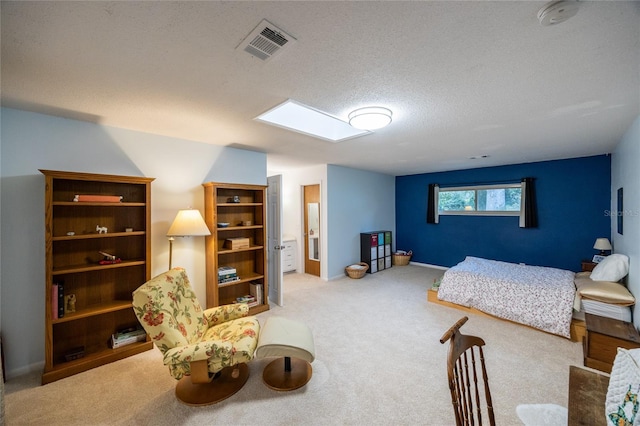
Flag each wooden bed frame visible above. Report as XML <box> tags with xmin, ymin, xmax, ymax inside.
<box><xmin>427</xmin><ymin>288</ymin><xmax>586</xmax><ymax>343</ymax></box>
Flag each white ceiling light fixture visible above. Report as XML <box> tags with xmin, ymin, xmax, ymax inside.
<box><xmin>537</xmin><ymin>1</ymin><xmax>579</xmax><ymax>26</ymax></box>
<box><xmin>348</xmin><ymin>107</ymin><xmax>393</xmax><ymax>130</ymax></box>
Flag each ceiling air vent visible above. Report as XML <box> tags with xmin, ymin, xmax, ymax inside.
<box><xmin>237</xmin><ymin>19</ymin><xmax>296</xmax><ymax>61</ymax></box>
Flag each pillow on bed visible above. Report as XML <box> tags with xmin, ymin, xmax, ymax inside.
<box><xmin>590</xmin><ymin>254</ymin><xmax>629</xmax><ymax>282</ymax></box>
<box><xmin>575</xmin><ymin>277</ymin><xmax>635</xmax><ymax>306</ymax></box>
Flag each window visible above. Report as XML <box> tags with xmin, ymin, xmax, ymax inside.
<box><xmin>438</xmin><ymin>183</ymin><xmax>522</xmax><ymax>216</ymax></box>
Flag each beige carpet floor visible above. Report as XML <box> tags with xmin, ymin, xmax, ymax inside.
<box><xmin>5</xmin><ymin>265</ymin><xmax>583</xmax><ymax>425</ymax></box>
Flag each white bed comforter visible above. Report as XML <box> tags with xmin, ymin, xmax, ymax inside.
<box><xmin>437</xmin><ymin>256</ymin><xmax>576</xmax><ymax>338</ymax></box>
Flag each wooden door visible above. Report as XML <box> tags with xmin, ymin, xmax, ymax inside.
<box><xmin>303</xmin><ymin>184</ymin><xmax>320</xmax><ymax>277</ymax></box>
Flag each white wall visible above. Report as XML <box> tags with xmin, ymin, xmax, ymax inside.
<box><xmin>327</xmin><ymin>165</ymin><xmax>395</xmax><ymax>279</ymax></box>
<box><xmin>0</xmin><ymin>108</ymin><xmax>266</xmax><ymax>378</ymax></box>
<box><xmin>611</xmin><ymin>115</ymin><xmax>640</xmax><ymax>328</ymax></box>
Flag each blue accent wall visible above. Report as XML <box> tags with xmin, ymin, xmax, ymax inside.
<box><xmin>395</xmin><ymin>155</ymin><xmax>611</xmax><ymax>271</ymax></box>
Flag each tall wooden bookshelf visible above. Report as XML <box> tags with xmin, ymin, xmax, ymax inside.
<box><xmin>40</xmin><ymin>170</ymin><xmax>154</xmax><ymax>384</ymax></box>
<box><xmin>202</xmin><ymin>182</ymin><xmax>269</xmax><ymax>314</ymax></box>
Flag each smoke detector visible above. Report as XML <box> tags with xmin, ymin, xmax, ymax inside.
<box><xmin>237</xmin><ymin>19</ymin><xmax>296</xmax><ymax>61</ymax></box>
<box><xmin>538</xmin><ymin>1</ymin><xmax>579</xmax><ymax>26</ymax></box>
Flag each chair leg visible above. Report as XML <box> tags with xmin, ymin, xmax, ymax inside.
<box><xmin>175</xmin><ymin>363</ymin><xmax>249</xmax><ymax>406</ymax></box>
<box><xmin>262</xmin><ymin>356</ymin><xmax>313</xmax><ymax>391</ymax></box>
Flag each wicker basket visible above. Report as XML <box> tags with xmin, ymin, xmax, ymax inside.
<box><xmin>393</xmin><ymin>250</ymin><xmax>413</xmax><ymax>266</ymax></box>
<box><xmin>345</xmin><ymin>262</ymin><xmax>369</xmax><ymax>279</ymax></box>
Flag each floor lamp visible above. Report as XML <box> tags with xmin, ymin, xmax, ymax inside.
<box><xmin>166</xmin><ymin>209</ymin><xmax>211</xmax><ymax>270</ymax></box>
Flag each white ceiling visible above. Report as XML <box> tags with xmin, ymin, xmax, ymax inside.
<box><xmin>1</xmin><ymin>1</ymin><xmax>639</xmax><ymax>176</ymax></box>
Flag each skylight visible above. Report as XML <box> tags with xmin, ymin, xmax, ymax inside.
<box><xmin>255</xmin><ymin>99</ymin><xmax>370</xmax><ymax>142</ymax></box>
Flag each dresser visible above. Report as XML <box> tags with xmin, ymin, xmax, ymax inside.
<box><xmin>583</xmin><ymin>313</ymin><xmax>640</xmax><ymax>373</ymax></box>
<box><xmin>282</xmin><ymin>238</ymin><xmax>297</xmax><ymax>273</ymax></box>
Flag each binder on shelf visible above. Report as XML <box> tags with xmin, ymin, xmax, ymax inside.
<box><xmin>52</xmin><ymin>284</ymin><xmax>59</xmax><ymax>320</ymax></box>
<box><xmin>57</xmin><ymin>281</ymin><xmax>65</xmax><ymax>318</ymax></box>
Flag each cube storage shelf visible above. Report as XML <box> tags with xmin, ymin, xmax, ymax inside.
<box><xmin>360</xmin><ymin>231</ymin><xmax>392</xmax><ymax>273</ymax></box>
<box><xmin>40</xmin><ymin>170</ymin><xmax>154</xmax><ymax>384</ymax></box>
<box><xmin>203</xmin><ymin>182</ymin><xmax>269</xmax><ymax>314</ymax></box>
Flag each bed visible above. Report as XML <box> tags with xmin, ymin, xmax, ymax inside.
<box><xmin>435</xmin><ymin>256</ymin><xmax>576</xmax><ymax>339</ymax></box>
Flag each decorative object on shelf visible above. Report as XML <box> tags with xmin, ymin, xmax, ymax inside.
<box><xmin>227</xmin><ymin>196</ymin><xmax>240</xmax><ymax>203</ymax></box>
<box><xmin>217</xmin><ymin>222</ymin><xmax>230</xmax><ymax>228</ymax></box>
<box><xmin>96</xmin><ymin>225</ymin><xmax>108</xmax><ymax>234</ymax></box>
<box><xmin>241</xmin><ymin>221</ymin><xmax>252</xmax><ymax>226</ymax></box>
<box><xmin>64</xmin><ymin>294</ymin><xmax>76</xmax><ymax>314</ymax></box>
<box><xmin>66</xmin><ymin>231</ymin><xmax>75</xmax><ymax>236</ymax></box>
<box><xmin>98</xmin><ymin>251</ymin><xmax>121</xmax><ymax>265</ymax></box>
<box><xmin>125</xmin><ymin>227</ymin><xmax>133</xmax><ymax>232</ymax></box>
<box><xmin>593</xmin><ymin>238</ymin><xmax>612</xmax><ymax>257</ymax></box>
<box><xmin>64</xmin><ymin>346</ymin><xmax>85</xmax><ymax>362</ymax></box>
<box><xmin>224</xmin><ymin>237</ymin><xmax>250</xmax><ymax>250</ymax></box>
<box><xmin>166</xmin><ymin>209</ymin><xmax>211</xmax><ymax>269</ymax></box>
<box><xmin>345</xmin><ymin>262</ymin><xmax>369</xmax><ymax>279</ymax></box>
<box><xmin>393</xmin><ymin>250</ymin><xmax>412</xmax><ymax>266</ymax></box>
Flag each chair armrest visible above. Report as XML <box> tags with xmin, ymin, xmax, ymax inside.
<box><xmin>204</xmin><ymin>303</ymin><xmax>249</xmax><ymax>325</ymax></box>
<box><xmin>162</xmin><ymin>340</ymin><xmax>233</xmax><ymax>366</ymax></box>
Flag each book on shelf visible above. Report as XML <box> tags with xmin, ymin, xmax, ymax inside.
<box><xmin>236</xmin><ymin>294</ymin><xmax>259</xmax><ymax>308</ymax></box>
<box><xmin>218</xmin><ymin>266</ymin><xmax>238</xmax><ymax>283</ymax></box>
<box><xmin>219</xmin><ymin>276</ymin><xmax>240</xmax><ymax>284</ymax></box>
<box><xmin>73</xmin><ymin>194</ymin><xmax>123</xmax><ymax>203</ymax></box>
<box><xmin>218</xmin><ymin>266</ymin><xmax>237</xmax><ymax>276</ymax></box>
<box><xmin>111</xmin><ymin>327</ymin><xmax>146</xmax><ymax>349</ymax></box>
<box><xmin>249</xmin><ymin>282</ymin><xmax>263</xmax><ymax>304</ymax></box>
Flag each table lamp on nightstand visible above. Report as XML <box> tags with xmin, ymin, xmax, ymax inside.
<box><xmin>593</xmin><ymin>238</ymin><xmax>612</xmax><ymax>256</ymax></box>
<box><xmin>166</xmin><ymin>209</ymin><xmax>211</xmax><ymax>270</ymax></box>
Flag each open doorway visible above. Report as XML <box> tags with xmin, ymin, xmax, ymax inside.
<box><xmin>303</xmin><ymin>184</ymin><xmax>320</xmax><ymax>277</ymax></box>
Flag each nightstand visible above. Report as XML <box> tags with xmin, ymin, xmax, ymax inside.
<box><xmin>581</xmin><ymin>260</ymin><xmax>597</xmax><ymax>272</ymax></box>
<box><xmin>583</xmin><ymin>313</ymin><xmax>640</xmax><ymax>373</ymax></box>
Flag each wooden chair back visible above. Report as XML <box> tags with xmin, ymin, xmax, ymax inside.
<box><xmin>440</xmin><ymin>317</ymin><xmax>496</xmax><ymax>426</ymax></box>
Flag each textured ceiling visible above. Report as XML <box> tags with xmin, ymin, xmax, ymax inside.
<box><xmin>1</xmin><ymin>1</ymin><xmax>639</xmax><ymax>176</ymax></box>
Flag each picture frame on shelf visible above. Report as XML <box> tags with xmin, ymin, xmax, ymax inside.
<box><xmin>592</xmin><ymin>254</ymin><xmax>606</xmax><ymax>264</ymax></box>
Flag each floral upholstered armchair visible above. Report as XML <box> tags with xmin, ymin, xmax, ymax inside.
<box><xmin>132</xmin><ymin>267</ymin><xmax>260</xmax><ymax>405</ymax></box>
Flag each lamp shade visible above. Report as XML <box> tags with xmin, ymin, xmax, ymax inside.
<box><xmin>348</xmin><ymin>107</ymin><xmax>392</xmax><ymax>130</ymax></box>
<box><xmin>167</xmin><ymin>209</ymin><xmax>211</xmax><ymax>237</ymax></box>
<box><xmin>593</xmin><ymin>238</ymin><xmax>612</xmax><ymax>251</ymax></box>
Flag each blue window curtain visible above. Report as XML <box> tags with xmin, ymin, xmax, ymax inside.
<box><xmin>519</xmin><ymin>177</ymin><xmax>537</xmax><ymax>228</ymax></box>
<box><xmin>427</xmin><ymin>183</ymin><xmax>439</xmax><ymax>224</ymax></box>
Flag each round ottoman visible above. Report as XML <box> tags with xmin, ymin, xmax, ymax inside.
<box><xmin>255</xmin><ymin>316</ymin><xmax>315</xmax><ymax>391</ymax></box>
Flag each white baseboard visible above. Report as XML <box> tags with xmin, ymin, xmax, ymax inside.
<box><xmin>409</xmin><ymin>261</ymin><xmax>448</xmax><ymax>270</ymax></box>
<box><xmin>6</xmin><ymin>360</ymin><xmax>44</xmax><ymax>381</ymax></box>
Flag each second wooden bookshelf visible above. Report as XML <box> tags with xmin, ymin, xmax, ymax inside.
<box><xmin>202</xmin><ymin>182</ymin><xmax>269</xmax><ymax>314</ymax></box>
